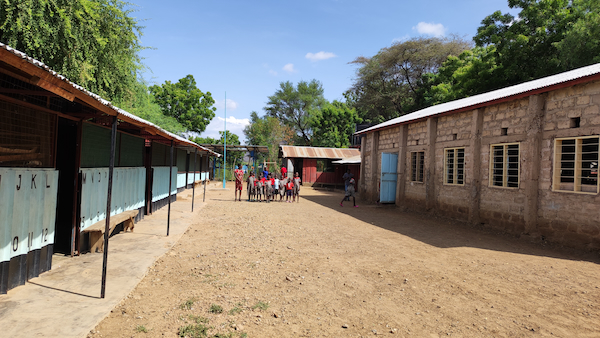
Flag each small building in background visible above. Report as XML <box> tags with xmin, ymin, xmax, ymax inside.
<box><xmin>279</xmin><ymin>145</ymin><xmax>360</xmax><ymax>188</ymax></box>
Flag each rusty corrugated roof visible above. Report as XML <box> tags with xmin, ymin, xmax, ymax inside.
<box><xmin>280</xmin><ymin>145</ymin><xmax>360</xmax><ymax>159</ymax></box>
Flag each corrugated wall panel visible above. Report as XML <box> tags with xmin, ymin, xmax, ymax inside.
<box><xmin>80</xmin><ymin>167</ymin><xmax>146</xmax><ymax>231</ymax></box>
<box><xmin>0</xmin><ymin>169</ymin><xmax>58</xmax><ymax>294</ymax></box>
<box><xmin>151</xmin><ymin>167</ymin><xmax>178</xmax><ymax>202</ymax></box>
<box><xmin>177</xmin><ymin>173</ymin><xmax>186</xmax><ymax>189</ymax></box>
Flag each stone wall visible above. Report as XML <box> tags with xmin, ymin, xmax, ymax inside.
<box><xmin>360</xmin><ymin>79</ymin><xmax>600</xmax><ymax>250</ymax></box>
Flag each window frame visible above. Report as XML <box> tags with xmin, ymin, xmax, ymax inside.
<box><xmin>410</xmin><ymin>151</ymin><xmax>425</xmax><ymax>182</ymax></box>
<box><xmin>488</xmin><ymin>142</ymin><xmax>520</xmax><ymax>189</ymax></box>
<box><xmin>444</xmin><ymin>147</ymin><xmax>465</xmax><ymax>186</ymax></box>
<box><xmin>552</xmin><ymin>135</ymin><xmax>599</xmax><ymax>194</ymax></box>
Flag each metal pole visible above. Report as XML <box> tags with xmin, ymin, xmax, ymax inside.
<box><xmin>101</xmin><ymin>115</ymin><xmax>118</xmax><ymax>299</ymax></box>
<box><xmin>167</xmin><ymin>140</ymin><xmax>173</xmax><ymax>236</ymax></box>
<box><xmin>203</xmin><ymin>177</ymin><xmax>206</xmax><ymax>202</ymax></box>
<box><xmin>223</xmin><ymin>91</ymin><xmax>227</xmax><ymax>188</ymax></box>
<box><xmin>192</xmin><ymin>148</ymin><xmax>197</xmax><ymax>212</ymax></box>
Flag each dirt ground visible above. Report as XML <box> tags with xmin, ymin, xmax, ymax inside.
<box><xmin>89</xmin><ymin>184</ymin><xmax>600</xmax><ymax>338</ymax></box>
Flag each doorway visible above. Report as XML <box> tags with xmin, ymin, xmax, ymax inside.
<box><xmin>54</xmin><ymin>118</ymin><xmax>79</xmax><ymax>255</ymax></box>
<box><xmin>380</xmin><ymin>152</ymin><xmax>398</xmax><ymax>203</ymax></box>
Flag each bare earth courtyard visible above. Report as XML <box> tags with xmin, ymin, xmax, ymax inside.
<box><xmin>90</xmin><ymin>185</ymin><xmax>599</xmax><ymax>338</ymax></box>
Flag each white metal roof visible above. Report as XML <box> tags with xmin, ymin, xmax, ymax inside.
<box><xmin>356</xmin><ymin>63</ymin><xmax>600</xmax><ymax>135</ymax></box>
<box><xmin>332</xmin><ymin>155</ymin><xmax>361</xmax><ymax>164</ymax></box>
<box><xmin>0</xmin><ymin>42</ymin><xmax>220</xmax><ymax>157</ymax></box>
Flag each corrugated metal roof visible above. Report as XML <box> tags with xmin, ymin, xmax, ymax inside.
<box><xmin>280</xmin><ymin>145</ymin><xmax>360</xmax><ymax>159</ymax></box>
<box><xmin>356</xmin><ymin>63</ymin><xmax>600</xmax><ymax>135</ymax></box>
<box><xmin>332</xmin><ymin>155</ymin><xmax>361</xmax><ymax>164</ymax></box>
<box><xmin>0</xmin><ymin>43</ymin><xmax>220</xmax><ymax>157</ymax></box>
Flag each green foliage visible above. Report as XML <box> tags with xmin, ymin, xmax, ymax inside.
<box><xmin>180</xmin><ymin>298</ymin><xmax>196</xmax><ymax>310</ymax></box>
<box><xmin>135</xmin><ymin>325</ymin><xmax>148</xmax><ymax>333</ymax></box>
<box><xmin>474</xmin><ymin>0</ymin><xmax>600</xmax><ymax>85</ymax></box>
<box><xmin>208</xmin><ymin>304</ymin><xmax>223</xmax><ymax>314</ymax></box>
<box><xmin>189</xmin><ymin>315</ymin><xmax>209</xmax><ymax>324</ymax></box>
<box><xmin>243</xmin><ymin>111</ymin><xmax>294</xmax><ymax>164</ymax></box>
<box><xmin>115</xmin><ymin>80</ymin><xmax>186</xmax><ymax>135</ymax></box>
<box><xmin>251</xmin><ymin>301</ymin><xmax>269</xmax><ymax>311</ymax></box>
<box><xmin>554</xmin><ymin>0</ymin><xmax>600</xmax><ymax>69</ymax></box>
<box><xmin>310</xmin><ymin>101</ymin><xmax>362</xmax><ymax>148</ymax></box>
<box><xmin>424</xmin><ymin>46</ymin><xmax>504</xmax><ymax>105</ymax></box>
<box><xmin>190</xmin><ymin>130</ymin><xmax>243</xmax><ymax>166</ymax></box>
<box><xmin>0</xmin><ymin>0</ymin><xmax>144</xmax><ymax>103</ymax></box>
<box><xmin>346</xmin><ymin>36</ymin><xmax>471</xmax><ymax>124</ymax></box>
<box><xmin>150</xmin><ymin>75</ymin><xmax>216</xmax><ymax>133</ymax></box>
<box><xmin>178</xmin><ymin>324</ymin><xmax>209</xmax><ymax>338</ymax></box>
<box><xmin>264</xmin><ymin>80</ymin><xmax>327</xmax><ymax>145</ymax></box>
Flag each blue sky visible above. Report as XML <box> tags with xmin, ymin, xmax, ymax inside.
<box><xmin>133</xmin><ymin>0</ymin><xmax>518</xmax><ymax>142</ymax></box>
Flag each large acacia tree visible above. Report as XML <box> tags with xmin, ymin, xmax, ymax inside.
<box><xmin>346</xmin><ymin>36</ymin><xmax>471</xmax><ymax>124</ymax></box>
<box><xmin>0</xmin><ymin>0</ymin><xmax>144</xmax><ymax>102</ymax></box>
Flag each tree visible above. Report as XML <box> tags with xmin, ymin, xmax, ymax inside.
<box><xmin>244</xmin><ymin>111</ymin><xmax>294</xmax><ymax>165</ymax></box>
<box><xmin>117</xmin><ymin>80</ymin><xmax>186</xmax><ymax>135</ymax></box>
<box><xmin>423</xmin><ymin>46</ymin><xmax>503</xmax><ymax>105</ymax></box>
<box><xmin>346</xmin><ymin>36</ymin><xmax>471</xmax><ymax>124</ymax></box>
<box><xmin>0</xmin><ymin>0</ymin><xmax>144</xmax><ymax>102</ymax></box>
<box><xmin>190</xmin><ymin>131</ymin><xmax>243</xmax><ymax>166</ymax></box>
<box><xmin>149</xmin><ymin>75</ymin><xmax>216</xmax><ymax>133</ymax></box>
<box><xmin>474</xmin><ymin>0</ymin><xmax>600</xmax><ymax>85</ymax></box>
<box><xmin>310</xmin><ymin>101</ymin><xmax>362</xmax><ymax>148</ymax></box>
<box><xmin>264</xmin><ymin>80</ymin><xmax>327</xmax><ymax>145</ymax></box>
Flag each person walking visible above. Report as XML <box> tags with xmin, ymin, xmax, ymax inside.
<box><xmin>340</xmin><ymin>177</ymin><xmax>357</xmax><ymax>207</ymax></box>
<box><xmin>342</xmin><ymin>168</ymin><xmax>354</xmax><ymax>201</ymax></box>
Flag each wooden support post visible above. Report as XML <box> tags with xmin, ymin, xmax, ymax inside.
<box><xmin>167</xmin><ymin>140</ymin><xmax>173</xmax><ymax>236</ymax></box>
<box><xmin>192</xmin><ymin>149</ymin><xmax>197</xmax><ymax>212</ymax></box>
<box><xmin>370</xmin><ymin>132</ymin><xmax>379</xmax><ymax>202</ymax></box>
<box><xmin>101</xmin><ymin>115</ymin><xmax>117</xmax><ymax>299</ymax></box>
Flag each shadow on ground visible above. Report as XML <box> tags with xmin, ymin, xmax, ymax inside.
<box><xmin>303</xmin><ymin>189</ymin><xmax>600</xmax><ymax>264</ymax></box>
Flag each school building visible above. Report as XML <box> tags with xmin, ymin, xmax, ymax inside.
<box><xmin>356</xmin><ymin>63</ymin><xmax>600</xmax><ymax>250</ymax></box>
<box><xmin>0</xmin><ymin>43</ymin><xmax>220</xmax><ymax>294</ymax></box>
<box><xmin>280</xmin><ymin>145</ymin><xmax>360</xmax><ymax>188</ymax></box>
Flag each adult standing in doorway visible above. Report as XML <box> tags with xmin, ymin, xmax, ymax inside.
<box><xmin>281</xmin><ymin>165</ymin><xmax>287</xmax><ymax>179</ymax></box>
<box><xmin>234</xmin><ymin>164</ymin><xmax>244</xmax><ymax>201</ymax></box>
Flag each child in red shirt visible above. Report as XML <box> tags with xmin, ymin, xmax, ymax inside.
<box><xmin>285</xmin><ymin>180</ymin><xmax>294</xmax><ymax>203</ymax></box>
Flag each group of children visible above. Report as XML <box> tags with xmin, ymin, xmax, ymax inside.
<box><xmin>246</xmin><ymin>171</ymin><xmax>301</xmax><ymax>203</ymax></box>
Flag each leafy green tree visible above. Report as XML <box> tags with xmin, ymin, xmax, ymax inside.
<box><xmin>554</xmin><ymin>0</ymin><xmax>600</xmax><ymax>69</ymax></box>
<box><xmin>264</xmin><ymin>80</ymin><xmax>327</xmax><ymax>145</ymax></box>
<box><xmin>117</xmin><ymin>80</ymin><xmax>186</xmax><ymax>134</ymax></box>
<box><xmin>0</xmin><ymin>0</ymin><xmax>144</xmax><ymax>102</ymax></box>
<box><xmin>244</xmin><ymin>111</ymin><xmax>294</xmax><ymax>165</ymax></box>
<box><xmin>474</xmin><ymin>0</ymin><xmax>600</xmax><ymax>85</ymax></box>
<box><xmin>346</xmin><ymin>36</ymin><xmax>471</xmax><ymax>124</ymax></box>
<box><xmin>310</xmin><ymin>101</ymin><xmax>362</xmax><ymax>148</ymax></box>
<box><xmin>423</xmin><ymin>46</ymin><xmax>503</xmax><ymax>105</ymax></box>
<box><xmin>190</xmin><ymin>131</ymin><xmax>243</xmax><ymax>166</ymax></box>
<box><xmin>149</xmin><ymin>75</ymin><xmax>216</xmax><ymax>133</ymax></box>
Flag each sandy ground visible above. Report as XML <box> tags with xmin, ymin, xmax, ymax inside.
<box><xmin>89</xmin><ymin>184</ymin><xmax>600</xmax><ymax>338</ymax></box>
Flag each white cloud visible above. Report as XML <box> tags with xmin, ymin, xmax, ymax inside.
<box><xmin>199</xmin><ymin>116</ymin><xmax>250</xmax><ymax>142</ymax></box>
<box><xmin>269</xmin><ymin>69</ymin><xmax>278</xmax><ymax>76</ymax></box>
<box><xmin>392</xmin><ymin>34</ymin><xmax>410</xmax><ymax>43</ymax></box>
<box><xmin>413</xmin><ymin>22</ymin><xmax>446</xmax><ymax>37</ymax></box>
<box><xmin>283</xmin><ymin>63</ymin><xmax>297</xmax><ymax>73</ymax></box>
<box><xmin>214</xmin><ymin>99</ymin><xmax>238</xmax><ymax>111</ymax></box>
<box><xmin>305</xmin><ymin>51</ymin><xmax>337</xmax><ymax>62</ymax></box>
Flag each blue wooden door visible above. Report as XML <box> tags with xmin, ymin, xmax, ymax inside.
<box><xmin>380</xmin><ymin>153</ymin><xmax>398</xmax><ymax>203</ymax></box>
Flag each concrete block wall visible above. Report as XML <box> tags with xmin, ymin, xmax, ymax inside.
<box><xmin>360</xmin><ymin>79</ymin><xmax>600</xmax><ymax>250</ymax></box>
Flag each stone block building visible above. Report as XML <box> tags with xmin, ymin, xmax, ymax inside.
<box><xmin>356</xmin><ymin>64</ymin><xmax>600</xmax><ymax>250</ymax></box>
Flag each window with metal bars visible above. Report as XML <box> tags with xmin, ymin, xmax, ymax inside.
<box><xmin>553</xmin><ymin>136</ymin><xmax>599</xmax><ymax>194</ymax></box>
<box><xmin>444</xmin><ymin>148</ymin><xmax>465</xmax><ymax>185</ymax></box>
<box><xmin>410</xmin><ymin>151</ymin><xmax>424</xmax><ymax>182</ymax></box>
<box><xmin>489</xmin><ymin>143</ymin><xmax>520</xmax><ymax>188</ymax></box>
